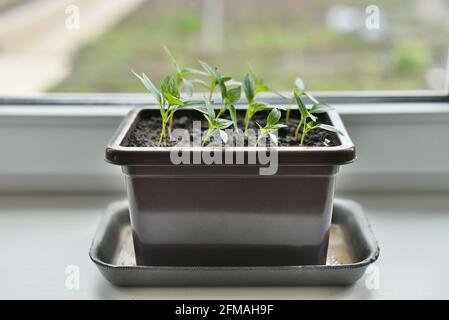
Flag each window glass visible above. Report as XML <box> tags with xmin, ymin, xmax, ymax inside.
<box><xmin>0</xmin><ymin>0</ymin><xmax>448</xmax><ymax>95</ymax></box>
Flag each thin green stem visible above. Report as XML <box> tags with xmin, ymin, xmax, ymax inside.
<box><xmin>167</xmin><ymin>107</ymin><xmax>177</xmax><ymax>136</ymax></box>
<box><xmin>285</xmin><ymin>107</ymin><xmax>291</xmax><ymax>123</ymax></box>
<box><xmin>158</xmin><ymin>119</ymin><xmax>167</xmax><ymax>146</ymax></box>
<box><xmin>216</xmin><ymin>105</ymin><xmax>226</xmax><ymax>119</ymax></box>
<box><xmin>256</xmin><ymin>134</ymin><xmax>263</xmax><ymax>146</ymax></box>
<box><xmin>244</xmin><ymin>109</ymin><xmax>252</xmax><ymax>132</ymax></box>
<box><xmin>300</xmin><ymin>122</ymin><xmax>307</xmax><ymax>146</ymax></box>
<box><xmin>202</xmin><ymin>128</ymin><xmax>214</xmax><ymax>146</ymax></box>
<box><xmin>168</xmin><ymin>112</ymin><xmax>174</xmax><ymax>133</ymax></box>
<box><xmin>294</xmin><ymin>118</ymin><xmax>303</xmax><ymax>141</ymax></box>
<box><xmin>244</xmin><ymin>112</ymin><xmax>249</xmax><ymax>131</ymax></box>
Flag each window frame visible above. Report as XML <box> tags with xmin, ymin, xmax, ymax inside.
<box><xmin>0</xmin><ymin>90</ymin><xmax>448</xmax><ymax>107</ymax></box>
<box><xmin>1</xmin><ymin>92</ymin><xmax>449</xmax><ymax>194</ymax></box>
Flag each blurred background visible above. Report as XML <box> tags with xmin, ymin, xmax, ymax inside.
<box><xmin>0</xmin><ymin>0</ymin><xmax>448</xmax><ymax>95</ymax></box>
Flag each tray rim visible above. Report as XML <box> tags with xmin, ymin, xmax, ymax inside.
<box><xmin>89</xmin><ymin>199</ymin><xmax>380</xmax><ymax>272</ymax></box>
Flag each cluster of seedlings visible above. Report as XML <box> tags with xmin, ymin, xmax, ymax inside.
<box><xmin>133</xmin><ymin>47</ymin><xmax>342</xmax><ymax>147</ymax></box>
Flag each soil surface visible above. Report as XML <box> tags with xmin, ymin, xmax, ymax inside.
<box><xmin>123</xmin><ymin>113</ymin><xmax>339</xmax><ymax>148</ymax></box>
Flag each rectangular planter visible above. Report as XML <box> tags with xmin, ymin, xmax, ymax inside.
<box><xmin>106</xmin><ymin>107</ymin><xmax>355</xmax><ymax>266</ymax></box>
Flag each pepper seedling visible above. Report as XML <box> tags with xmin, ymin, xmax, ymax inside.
<box><xmin>247</xmin><ymin>63</ymin><xmax>287</xmax><ymax>98</ymax></box>
<box><xmin>243</xmin><ymin>67</ymin><xmax>288</xmax><ymax>131</ymax></box>
<box><xmin>293</xmin><ymin>92</ymin><xmax>342</xmax><ymax>146</ymax></box>
<box><xmin>134</xmin><ymin>48</ymin><xmax>343</xmax><ymax>148</ymax></box>
<box><xmin>196</xmin><ymin>60</ymin><xmax>240</xmax><ymax>130</ymax></box>
<box><xmin>193</xmin><ymin>98</ymin><xmax>234</xmax><ymax>146</ymax></box>
<box><xmin>197</xmin><ymin>60</ymin><xmax>230</xmax><ymax>99</ymax></box>
<box><xmin>243</xmin><ymin>73</ymin><xmax>271</xmax><ymax>132</ymax></box>
<box><xmin>217</xmin><ymin>80</ymin><xmax>241</xmax><ymax>131</ymax></box>
<box><xmin>163</xmin><ymin>46</ymin><xmax>211</xmax><ymax>97</ymax></box>
<box><xmin>256</xmin><ymin>108</ymin><xmax>287</xmax><ymax>146</ymax></box>
<box><xmin>133</xmin><ymin>71</ymin><xmax>186</xmax><ymax>146</ymax></box>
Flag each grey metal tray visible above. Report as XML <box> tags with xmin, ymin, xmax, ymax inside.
<box><xmin>89</xmin><ymin>199</ymin><xmax>379</xmax><ymax>286</ymax></box>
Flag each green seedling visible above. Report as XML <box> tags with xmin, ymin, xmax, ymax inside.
<box><xmin>243</xmin><ymin>73</ymin><xmax>271</xmax><ymax>132</ymax></box>
<box><xmin>256</xmin><ymin>108</ymin><xmax>287</xmax><ymax>146</ymax></box>
<box><xmin>283</xmin><ymin>77</ymin><xmax>320</xmax><ymax>124</ymax></box>
<box><xmin>216</xmin><ymin>81</ymin><xmax>241</xmax><ymax>130</ymax></box>
<box><xmin>193</xmin><ymin>98</ymin><xmax>234</xmax><ymax>146</ymax></box>
<box><xmin>133</xmin><ymin>71</ymin><xmax>186</xmax><ymax>146</ymax></box>
<box><xmin>247</xmin><ymin>63</ymin><xmax>287</xmax><ymax>99</ymax></box>
<box><xmin>197</xmin><ymin>60</ymin><xmax>240</xmax><ymax>130</ymax></box>
<box><xmin>286</xmin><ymin>78</ymin><xmax>304</xmax><ymax>123</ymax></box>
<box><xmin>134</xmin><ymin>48</ymin><xmax>342</xmax><ymax>148</ymax></box>
<box><xmin>197</xmin><ymin>60</ymin><xmax>229</xmax><ymax>100</ymax></box>
<box><xmin>243</xmin><ymin>68</ymin><xmax>289</xmax><ymax>132</ymax></box>
<box><xmin>163</xmin><ymin>46</ymin><xmax>208</xmax><ymax>97</ymax></box>
<box><xmin>293</xmin><ymin>92</ymin><xmax>342</xmax><ymax>146</ymax></box>
<box><xmin>283</xmin><ymin>78</ymin><xmax>308</xmax><ymax>123</ymax></box>
<box><xmin>164</xmin><ymin>48</ymin><xmax>230</xmax><ymax>131</ymax></box>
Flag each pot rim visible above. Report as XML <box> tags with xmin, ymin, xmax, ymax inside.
<box><xmin>105</xmin><ymin>106</ymin><xmax>356</xmax><ymax>166</ymax></box>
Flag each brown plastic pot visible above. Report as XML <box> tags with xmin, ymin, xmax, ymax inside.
<box><xmin>106</xmin><ymin>106</ymin><xmax>355</xmax><ymax>266</ymax></box>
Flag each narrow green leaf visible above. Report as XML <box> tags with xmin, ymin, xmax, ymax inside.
<box><xmin>294</xmin><ymin>92</ymin><xmax>309</xmax><ymax>119</ymax></box>
<box><xmin>243</xmin><ymin>74</ymin><xmax>255</xmax><ymax>103</ymax></box>
<box><xmin>141</xmin><ymin>74</ymin><xmax>161</xmax><ymax>98</ymax></box>
<box><xmin>226</xmin><ymin>86</ymin><xmax>241</xmax><ymax>104</ymax></box>
<box><xmin>183</xmin><ymin>67</ymin><xmax>208</xmax><ymax>76</ymax></box>
<box><xmin>251</xmin><ymin>102</ymin><xmax>270</xmax><ymax>113</ymax></box>
<box><xmin>204</xmin><ymin>114</ymin><xmax>214</xmax><ymax>126</ymax></box>
<box><xmin>247</xmin><ymin>64</ymin><xmax>269</xmax><ymax>92</ymax></box>
<box><xmin>182</xmin><ymin>78</ymin><xmax>193</xmax><ymax>97</ymax></box>
<box><xmin>203</xmin><ymin>98</ymin><xmax>215</xmax><ymax>118</ymax></box>
<box><xmin>161</xmin><ymin>75</ymin><xmax>180</xmax><ymax>99</ymax></box>
<box><xmin>271</xmin><ymin>123</ymin><xmax>288</xmax><ymax>130</ymax></box>
<box><xmin>216</xmin><ymin>118</ymin><xmax>234</xmax><ymax>129</ymax></box>
<box><xmin>315</xmin><ymin>123</ymin><xmax>343</xmax><ymax>135</ymax></box>
<box><xmin>305</xmin><ymin>121</ymin><xmax>314</xmax><ymax>131</ymax></box>
<box><xmin>199</xmin><ymin>60</ymin><xmax>216</xmax><ymax>77</ymax></box>
<box><xmin>191</xmin><ymin>104</ymin><xmax>209</xmax><ymax>116</ymax></box>
<box><xmin>266</xmin><ymin>108</ymin><xmax>281</xmax><ymax>127</ymax></box>
<box><xmin>184</xmin><ymin>99</ymin><xmax>204</xmax><ymax>106</ymax></box>
<box><xmin>294</xmin><ymin>92</ymin><xmax>317</xmax><ymax>121</ymax></box>
<box><xmin>255</xmin><ymin>83</ymin><xmax>270</xmax><ymax>93</ymax></box>
<box><xmin>228</xmin><ymin>104</ymin><xmax>238</xmax><ymax>130</ymax></box>
<box><xmin>273</xmin><ymin>104</ymin><xmax>288</xmax><ymax>111</ymax></box>
<box><xmin>164</xmin><ymin>93</ymin><xmax>184</xmax><ymax>106</ymax></box>
<box><xmin>132</xmin><ymin>71</ymin><xmax>161</xmax><ymax>103</ymax></box>
<box><xmin>304</xmin><ymin>91</ymin><xmax>319</xmax><ymax>105</ymax></box>
<box><xmin>163</xmin><ymin>46</ymin><xmax>180</xmax><ymax>73</ymax></box>
<box><xmin>219</xmin><ymin>80</ymin><xmax>227</xmax><ymax>101</ymax></box>
<box><xmin>310</xmin><ymin>103</ymin><xmax>333</xmax><ymax>114</ymax></box>
<box><xmin>190</xmin><ymin>78</ymin><xmax>210</xmax><ymax>89</ymax></box>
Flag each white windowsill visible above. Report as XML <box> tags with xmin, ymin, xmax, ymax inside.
<box><xmin>0</xmin><ymin>192</ymin><xmax>448</xmax><ymax>299</ymax></box>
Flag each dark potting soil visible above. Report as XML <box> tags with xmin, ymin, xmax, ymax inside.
<box><xmin>123</xmin><ymin>113</ymin><xmax>339</xmax><ymax>148</ymax></box>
